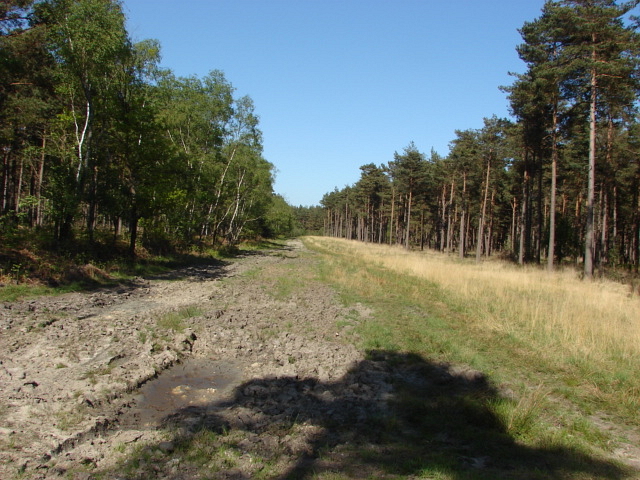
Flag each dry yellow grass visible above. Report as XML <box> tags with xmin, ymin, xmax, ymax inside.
<box><xmin>305</xmin><ymin>236</ymin><xmax>640</xmax><ymax>362</ymax></box>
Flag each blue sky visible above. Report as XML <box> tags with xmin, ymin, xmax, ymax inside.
<box><xmin>123</xmin><ymin>0</ymin><xmax>545</xmax><ymax>207</ymax></box>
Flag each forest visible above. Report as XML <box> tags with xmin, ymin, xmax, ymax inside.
<box><xmin>0</xmin><ymin>0</ymin><xmax>297</xmax><ymax>261</ymax></box>
<box><xmin>2</xmin><ymin>0</ymin><xmax>640</xmax><ymax>280</ymax></box>
<box><xmin>317</xmin><ymin>0</ymin><xmax>640</xmax><ymax>278</ymax></box>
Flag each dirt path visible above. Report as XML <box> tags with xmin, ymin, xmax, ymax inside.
<box><xmin>0</xmin><ymin>240</ymin><xmax>381</xmax><ymax>479</ymax></box>
<box><xmin>1</xmin><ymin>240</ymin><xmax>638</xmax><ymax>479</ymax></box>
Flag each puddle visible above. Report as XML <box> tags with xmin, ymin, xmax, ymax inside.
<box><xmin>130</xmin><ymin>357</ymin><xmax>242</xmax><ymax>428</ymax></box>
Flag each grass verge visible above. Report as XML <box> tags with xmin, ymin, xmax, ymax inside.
<box><xmin>303</xmin><ymin>236</ymin><xmax>640</xmax><ymax>477</ymax></box>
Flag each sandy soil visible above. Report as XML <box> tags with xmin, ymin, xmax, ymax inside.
<box><xmin>0</xmin><ymin>240</ymin><xmax>386</xmax><ymax>479</ymax></box>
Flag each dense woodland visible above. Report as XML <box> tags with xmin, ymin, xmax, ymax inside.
<box><xmin>318</xmin><ymin>0</ymin><xmax>640</xmax><ymax>277</ymax></box>
<box><xmin>0</xmin><ymin>0</ymin><xmax>297</xmax><ymax>259</ymax></box>
<box><xmin>2</xmin><ymin>0</ymin><xmax>640</xmax><ymax>279</ymax></box>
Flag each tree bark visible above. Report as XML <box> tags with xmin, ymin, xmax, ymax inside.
<box><xmin>535</xmin><ymin>151</ymin><xmax>543</xmax><ymax>263</ymax></box>
<box><xmin>34</xmin><ymin>134</ymin><xmax>46</xmax><ymax>227</ymax></box>
<box><xmin>584</xmin><ymin>62</ymin><xmax>597</xmax><ymax>278</ymax></box>
<box><xmin>446</xmin><ymin>180</ymin><xmax>455</xmax><ymax>253</ymax></box>
<box><xmin>1</xmin><ymin>149</ymin><xmax>9</xmax><ymax>214</ymax></box>
<box><xmin>459</xmin><ymin>172</ymin><xmax>466</xmax><ymax>259</ymax></box>
<box><xmin>476</xmin><ymin>156</ymin><xmax>491</xmax><ymax>263</ymax></box>
<box><xmin>511</xmin><ymin>197</ymin><xmax>517</xmax><ymax>255</ymax></box>
<box><xmin>14</xmin><ymin>153</ymin><xmax>24</xmax><ymax>215</ymax></box>
<box><xmin>519</xmin><ymin>167</ymin><xmax>530</xmax><ymax>265</ymax></box>
<box><xmin>420</xmin><ymin>208</ymin><xmax>425</xmax><ymax>251</ymax></box>
<box><xmin>440</xmin><ymin>185</ymin><xmax>446</xmax><ymax>252</ymax></box>
<box><xmin>405</xmin><ymin>189</ymin><xmax>412</xmax><ymax>249</ymax></box>
<box><xmin>487</xmin><ymin>189</ymin><xmax>495</xmax><ymax>257</ymax></box>
<box><xmin>548</xmin><ymin>104</ymin><xmax>559</xmax><ymax>271</ymax></box>
<box><xmin>129</xmin><ymin>211</ymin><xmax>138</xmax><ymax>258</ymax></box>
<box><xmin>389</xmin><ymin>186</ymin><xmax>395</xmax><ymax>245</ymax></box>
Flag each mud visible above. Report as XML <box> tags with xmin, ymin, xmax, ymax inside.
<box><xmin>128</xmin><ymin>358</ymin><xmax>242</xmax><ymax>430</ymax></box>
<box><xmin>0</xmin><ymin>239</ymin><xmax>377</xmax><ymax>479</ymax></box>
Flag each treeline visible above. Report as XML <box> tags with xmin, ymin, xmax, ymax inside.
<box><xmin>319</xmin><ymin>0</ymin><xmax>640</xmax><ymax>277</ymax></box>
<box><xmin>0</xmin><ymin>0</ymin><xmax>294</xmax><ymax>256</ymax></box>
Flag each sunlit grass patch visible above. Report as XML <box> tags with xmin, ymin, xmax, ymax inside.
<box><xmin>303</xmin><ymin>235</ymin><xmax>640</xmax><ymax>459</ymax></box>
<box><xmin>157</xmin><ymin>306</ymin><xmax>203</xmax><ymax>333</ymax></box>
<box><xmin>305</xmin><ymin>236</ymin><xmax>640</xmax><ymax>366</ymax></box>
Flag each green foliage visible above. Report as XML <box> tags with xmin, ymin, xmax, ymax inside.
<box><xmin>262</xmin><ymin>194</ymin><xmax>296</xmax><ymax>238</ymax></box>
<box><xmin>0</xmin><ymin>0</ymin><xmax>288</xmax><ymax>265</ymax></box>
<box><xmin>293</xmin><ymin>205</ymin><xmax>324</xmax><ymax>235</ymax></box>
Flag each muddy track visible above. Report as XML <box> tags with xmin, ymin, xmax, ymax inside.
<box><xmin>0</xmin><ymin>240</ymin><xmax>381</xmax><ymax>479</ymax></box>
<box><xmin>2</xmin><ymin>240</ymin><xmax>638</xmax><ymax>479</ymax></box>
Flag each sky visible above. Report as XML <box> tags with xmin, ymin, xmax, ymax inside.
<box><xmin>123</xmin><ymin>0</ymin><xmax>546</xmax><ymax>207</ymax></box>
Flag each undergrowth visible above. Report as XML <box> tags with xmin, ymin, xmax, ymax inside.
<box><xmin>0</xmin><ymin>227</ymin><xmax>251</xmax><ymax>302</ymax></box>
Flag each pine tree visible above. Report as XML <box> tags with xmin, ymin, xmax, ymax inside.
<box><xmin>557</xmin><ymin>0</ymin><xmax>640</xmax><ymax>277</ymax></box>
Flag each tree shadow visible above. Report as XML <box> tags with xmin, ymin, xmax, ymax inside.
<box><xmin>142</xmin><ymin>258</ymin><xmax>229</xmax><ymax>282</ymax></box>
<box><xmin>111</xmin><ymin>350</ymin><xmax>632</xmax><ymax>479</ymax></box>
<box><xmin>230</xmin><ymin>240</ymin><xmax>299</xmax><ymax>259</ymax></box>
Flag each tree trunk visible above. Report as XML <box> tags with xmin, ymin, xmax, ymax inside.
<box><xmin>60</xmin><ymin>213</ymin><xmax>74</xmax><ymax>242</ymax></box>
<box><xmin>389</xmin><ymin>186</ymin><xmax>395</xmax><ymax>245</ymax></box>
<box><xmin>476</xmin><ymin>156</ymin><xmax>491</xmax><ymax>263</ymax></box>
<box><xmin>613</xmin><ymin>185</ymin><xmax>619</xmax><ymax>264</ymax></box>
<box><xmin>466</xmin><ymin>213</ymin><xmax>471</xmax><ymax>254</ymax></box>
<box><xmin>378</xmin><ymin>204</ymin><xmax>384</xmax><ymax>243</ymax></box>
<box><xmin>535</xmin><ymin>151</ymin><xmax>543</xmax><ymax>263</ymax></box>
<box><xmin>129</xmin><ymin>211</ymin><xmax>138</xmax><ymax>258</ymax></box>
<box><xmin>14</xmin><ymin>153</ymin><xmax>24</xmax><ymax>215</ymax></box>
<box><xmin>511</xmin><ymin>197</ymin><xmax>517</xmax><ymax>255</ymax></box>
<box><xmin>548</xmin><ymin>105</ymin><xmax>559</xmax><ymax>271</ymax></box>
<box><xmin>446</xmin><ymin>180</ymin><xmax>455</xmax><ymax>253</ymax></box>
<box><xmin>600</xmin><ymin>116</ymin><xmax>615</xmax><ymax>266</ymax></box>
<box><xmin>519</xmin><ymin>167</ymin><xmax>530</xmax><ymax>265</ymax></box>
<box><xmin>420</xmin><ymin>208</ymin><xmax>425</xmax><ymax>251</ymax></box>
<box><xmin>440</xmin><ymin>185</ymin><xmax>446</xmax><ymax>252</ymax></box>
<box><xmin>405</xmin><ymin>189</ymin><xmax>412</xmax><ymax>249</ymax></box>
<box><xmin>87</xmin><ymin>164</ymin><xmax>98</xmax><ymax>242</ymax></box>
<box><xmin>584</xmin><ymin>60</ymin><xmax>597</xmax><ymax>278</ymax></box>
<box><xmin>599</xmin><ymin>189</ymin><xmax>607</xmax><ymax>266</ymax></box>
<box><xmin>459</xmin><ymin>172</ymin><xmax>466</xmax><ymax>259</ymax></box>
<box><xmin>635</xmin><ymin>192</ymin><xmax>640</xmax><ymax>272</ymax></box>
<box><xmin>34</xmin><ymin>135</ymin><xmax>46</xmax><ymax>227</ymax></box>
<box><xmin>487</xmin><ymin>189</ymin><xmax>495</xmax><ymax>257</ymax></box>
<box><xmin>1</xmin><ymin>149</ymin><xmax>9</xmax><ymax>214</ymax></box>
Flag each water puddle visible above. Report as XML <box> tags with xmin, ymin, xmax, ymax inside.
<box><xmin>130</xmin><ymin>357</ymin><xmax>242</xmax><ymax>428</ymax></box>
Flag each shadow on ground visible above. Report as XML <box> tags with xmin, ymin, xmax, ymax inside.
<box><xmin>142</xmin><ymin>258</ymin><xmax>229</xmax><ymax>282</ymax></box>
<box><xmin>107</xmin><ymin>350</ymin><xmax>631</xmax><ymax>480</ymax></box>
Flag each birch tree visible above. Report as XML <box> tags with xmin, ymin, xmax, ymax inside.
<box><xmin>40</xmin><ymin>0</ymin><xmax>130</xmax><ymax>239</ymax></box>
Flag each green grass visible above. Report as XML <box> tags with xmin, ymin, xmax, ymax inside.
<box><xmin>99</xmin><ymin>428</ymin><xmax>284</xmax><ymax>480</ymax></box>
<box><xmin>245</xmin><ymin>254</ymin><xmax>308</xmax><ymax>301</ymax></box>
<box><xmin>80</xmin><ymin>364</ymin><xmax>115</xmax><ymax>385</ymax></box>
<box><xmin>271</xmin><ymin>273</ymin><xmax>299</xmax><ymax>300</ymax></box>
<box><xmin>239</xmin><ymin>238</ymin><xmax>289</xmax><ymax>251</ymax></box>
<box><xmin>157</xmin><ymin>306</ymin><xmax>203</xmax><ymax>333</ymax></box>
<box><xmin>304</xmin><ymin>237</ymin><xmax>638</xmax><ymax>478</ymax></box>
<box><xmin>0</xmin><ymin>282</ymin><xmax>79</xmax><ymax>302</ymax></box>
<box><xmin>310</xmin><ymin>238</ymin><xmax>640</xmax><ymax>419</ymax></box>
<box><xmin>54</xmin><ymin>405</ymin><xmax>89</xmax><ymax>432</ymax></box>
